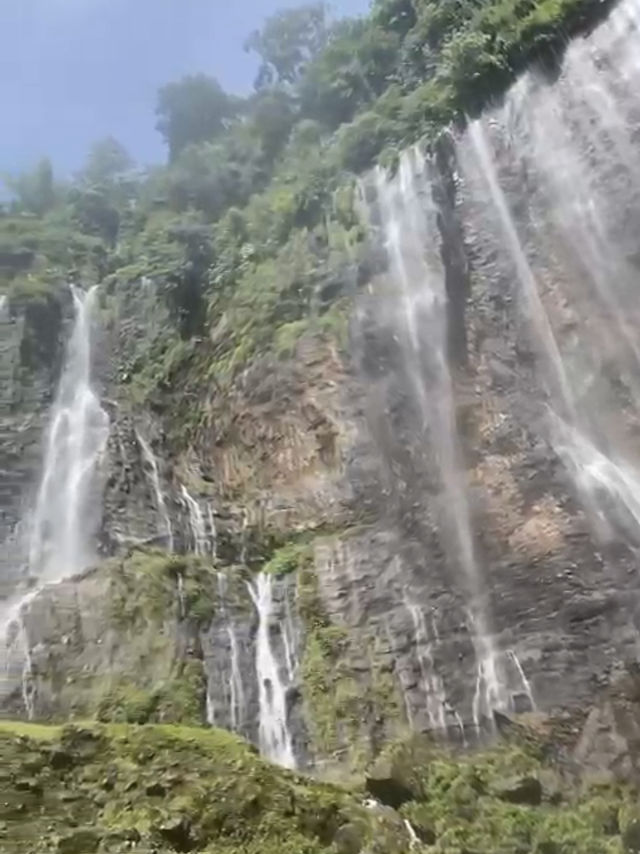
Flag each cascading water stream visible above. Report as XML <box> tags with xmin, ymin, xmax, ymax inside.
<box><xmin>247</xmin><ymin>572</ymin><xmax>296</xmax><ymax>769</ymax></box>
<box><xmin>404</xmin><ymin>598</ymin><xmax>454</xmax><ymax>734</ymax></box>
<box><xmin>460</xmin><ymin>0</ymin><xmax>640</xmax><ymax>549</ymax></box>
<box><xmin>180</xmin><ymin>486</ymin><xmax>216</xmax><ymax>556</ymax></box>
<box><xmin>369</xmin><ymin>149</ymin><xmax>527</xmax><ymax>726</ymax></box>
<box><xmin>209</xmin><ymin>572</ymin><xmax>246</xmax><ymax>732</ymax></box>
<box><xmin>0</xmin><ymin>285</ymin><xmax>109</xmax><ymax>712</ymax></box>
<box><xmin>28</xmin><ymin>286</ymin><xmax>110</xmax><ymax>581</ymax></box>
<box><xmin>136</xmin><ymin>431</ymin><xmax>174</xmax><ymax>551</ymax></box>
<box><xmin>136</xmin><ymin>431</ymin><xmax>185</xmax><ymax>609</ymax></box>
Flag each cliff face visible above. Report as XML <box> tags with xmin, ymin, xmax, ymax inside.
<box><xmin>3</xmin><ymin>0</ymin><xmax>640</xmax><ymax>786</ymax></box>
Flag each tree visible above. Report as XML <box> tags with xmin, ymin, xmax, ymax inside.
<box><xmin>372</xmin><ymin>0</ymin><xmax>417</xmax><ymax>36</ymax></box>
<box><xmin>298</xmin><ymin>19</ymin><xmax>401</xmax><ymax>127</ymax></box>
<box><xmin>82</xmin><ymin>137</ymin><xmax>133</xmax><ymax>185</ymax></box>
<box><xmin>4</xmin><ymin>158</ymin><xmax>57</xmax><ymax>216</ymax></box>
<box><xmin>156</xmin><ymin>74</ymin><xmax>240</xmax><ymax>162</ymax></box>
<box><xmin>245</xmin><ymin>3</ymin><xmax>329</xmax><ymax>88</ymax></box>
<box><xmin>165</xmin><ymin>125</ymin><xmax>265</xmax><ymax>219</ymax></box>
<box><xmin>246</xmin><ymin>87</ymin><xmax>297</xmax><ymax>163</ymax></box>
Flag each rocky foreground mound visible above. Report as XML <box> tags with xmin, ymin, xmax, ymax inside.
<box><xmin>1</xmin><ymin>719</ymin><xmax>640</xmax><ymax>854</ymax></box>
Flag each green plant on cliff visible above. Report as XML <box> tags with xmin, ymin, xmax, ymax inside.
<box><xmin>67</xmin><ymin>550</ymin><xmax>218</xmax><ymax>727</ymax></box>
<box><xmin>296</xmin><ymin>546</ymin><xmax>405</xmax><ymax>770</ymax></box>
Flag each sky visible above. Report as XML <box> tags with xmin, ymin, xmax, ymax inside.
<box><xmin>0</xmin><ymin>0</ymin><xmax>370</xmax><ymax>177</ymax></box>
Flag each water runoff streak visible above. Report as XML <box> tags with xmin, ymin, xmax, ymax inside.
<box><xmin>0</xmin><ymin>285</ymin><xmax>109</xmax><ymax>713</ymax></box>
<box><xmin>460</xmin><ymin>0</ymin><xmax>640</xmax><ymax>550</ymax></box>
<box><xmin>247</xmin><ymin>572</ymin><xmax>296</xmax><ymax>768</ymax></box>
<box><xmin>181</xmin><ymin>486</ymin><xmax>216</xmax><ymax>556</ymax></box>
<box><xmin>207</xmin><ymin>573</ymin><xmax>246</xmax><ymax>733</ymax></box>
<box><xmin>369</xmin><ymin>148</ymin><xmax>533</xmax><ymax>727</ymax></box>
<box><xmin>136</xmin><ymin>431</ymin><xmax>174</xmax><ymax>551</ymax></box>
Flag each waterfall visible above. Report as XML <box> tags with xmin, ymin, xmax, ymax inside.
<box><xmin>180</xmin><ymin>486</ymin><xmax>216</xmax><ymax>556</ymax></box>
<box><xmin>27</xmin><ymin>285</ymin><xmax>110</xmax><ymax>581</ymax></box>
<box><xmin>404</xmin><ymin>819</ymin><xmax>421</xmax><ymax>850</ymax></box>
<box><xmin>136</xmin><ymin>430</ymin><xmax>174</xmax><ymax>550</ymax></box>
<box><xmin>459</xmin><ymin>0</ymin><xmax>640</xmax><ymax>549</ymax></box>
<box><xmin>368</xmin><ymin>150</ymin><xmax>522</xmax><ymax>726</ymax></box>
<box><xmin>210</xmin><ymin>572</ymin><xmax>246</xmax><ymax>733</ymax></box>
<box><xmin>247</xmin><ymin>572</ymin><xmax>296</xmax><ymax>768</ymax></box>
<box><xmin>0</xmin><ymin>286</ymin><xmax>109</xmax><ymax>713</ymax></box>
<box><xmin>404</xmin><ymin>599</ymin><xmax>448</xmax><ymax>732</ymax></box>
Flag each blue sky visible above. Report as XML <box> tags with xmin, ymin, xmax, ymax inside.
<box><xmin>0</xmin><ymin>0</ymin><xmax>370</xmax><ymax>177</ymax></box>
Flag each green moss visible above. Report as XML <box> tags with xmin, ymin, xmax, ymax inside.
<box><xmin>26</xmin><ymin>550</ymin><xmax>219</xmax><ymax>726</ymax></box>
<box><xmin>264</xmin><ymin>542</ymin><xmax>314</xmax><ymax>576</ymax></box>
<box><xmin>108</xmin><ymin>549</ymin><xmax>179</xmax><ymax>629</ymax></box>
<box><xmin>96</xmin><ymin>684</ymin><xmax>158</xmax><ymax>725</ymax></box>
<box><xmin>0</xmin><ymin>721</ymin><xmax>62</xmax><ymax>741</ymax></box>
<box><xmin>108</xmin><ymin>550</ymin><xmax>217</xmax><ymax>630</ymax></box>
<box><xmin>0</xmin><ymin>722</ymin><xmax>412</xmax><ymax>853</ymax></box>
<box><xmin>154</xmin><ymin>659</ymin><xmax>206</xmax><ymax>725</ymax></box>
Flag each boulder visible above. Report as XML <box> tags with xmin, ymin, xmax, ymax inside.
<box><xmin>57</xmin><ymin>828</ymin><xmax>101</xmax><ymax>853</ymax></box>
<box><xmin>493</xmin><ymin>775</ymin><xmax>543</xmax><ymax>805</ymax></box>
<box><xmin>365</xmin><ymin>758</ymin><xmax>417</xmax><ymax>809</ymax></box>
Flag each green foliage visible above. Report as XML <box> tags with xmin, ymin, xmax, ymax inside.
<box><xmin>1</xmin><ymin>0</ymin><xmax>614</xmax><ymax>436</ymax></box>
<box><xmin>299</xmin><ymin>19</ymin><xmax>401</xmax><ymax>129</ymax></box>
<box><xmin>96</xmin><ymin>684</ymin><xmax>158</xmax><ymax>725</ymax></box>
<box><xmin>82</xmin><ymin>137</ymin><xmax>133</xmax><ymax>185</ymax></box>
<box><xmin>96</xmin><ymin>661</ymin><xmax>205</xmax><ymax>726</ymax></box>
<box><xmin>3</xmin><ymin>158</ymin><xmax>57</xmax><ymax>216</ymax></box>
<box><xmin>335</xmin><ymin>111</ymin><xmax>398</xmax><ymax>173</ymax></box>
<box><xmin>156</xmin><ymin>74</ymin><xmax>240</xmax><ymax>162</ymax></box>
<box><xmin>247</xmin><ymin>87</ymin><xmax>298</xmax><ymax>163</ymax></box>
<box><xmin>245</xmin><ymin>2</ymin><xmax>330</xmax><ymax>88</ymax></box>
<box><xmin>263</xmin><ymin>541</ymin><xmax>314</xmax><ymax>576</ymax></box>
<box><xmin>165</xmin><ymin>129</ymin><xmax>265</xmax><ymax>218</ymax></box>
<box><xmin>297</xmin><ymin>548</ymin><xmax>403</xmax><ymax>767</ymax></box>
<box><xmin>0</xmin><ymin>722</ymin><xmax>416</xmax><ymax>853</ymax></box>
<box><xmin>1</xmin><ymin>720</ymin><xmax>638</xmax><ymax>854</ymax></box>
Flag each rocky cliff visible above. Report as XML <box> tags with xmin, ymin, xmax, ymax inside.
<box><xmin>2</xmin><ymin>0</ymin><xmax>640</xmax><ymax>848</ymax></box>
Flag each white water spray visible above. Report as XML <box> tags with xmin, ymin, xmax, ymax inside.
<box><xmin>180</xmin><ymin>486</ymin><xmax>216</xmax><ymax>556</ymax></box>
<box><xmin>465</xmin><ymin>93</ymin><xmax>640</xmax><ymax>550</ymax></box>
<box><xmin>1</xmin><ymin>286</ymin><xmax>109</xmax><ymax>713</ymax></box>
<box><xmin>136</xmin><ymin>431</ymin><xmax>173</xmax><ymax>551</ymax></box>
<box><xmin>247</xmin><ymin>572</ymin><xmax>296</xmax><ymax>768</ymax></box>
<box><xmin>405</xmin><ymin>599</ymin><xmax>448</xmax><ymax>732</ymax></box>
<box><xmin>28</xmin><ymin>286</ymin><xmax>110</xmax><ymax>581</ymax></box>
<box><xmin>215</xmin><ymin>573</ymin><xmax>246</xmax><ymax>732</ymax></box>
<box><xmin>370</xmin><ymin>149</ymin><xmax>514</xmax><ymax>726</ymax></box>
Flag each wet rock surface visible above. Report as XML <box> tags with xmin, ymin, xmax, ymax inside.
<box><xmin>3</xmin><ymin>0</ymin><xmax>640</xmax><ymax>785</ymax></box>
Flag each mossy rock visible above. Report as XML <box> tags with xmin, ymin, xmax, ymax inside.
<box><xmin>57</xmin><ymin>828</ymin><xmax>101</xmax><ymax>853</ymax></box>
<box><xmin>365</xmin><ymin>734</ymin><xmax>436</xmax><ymax>806</ymax></box>
<box><xmin>492</xmin><ymin>774</ymin><xmax>543</xmax><ymax>805</ymax></box>
<box><xmin>0</xmin><ymin>722</ymin><xmax>410</xmax><ymax>853</ymax></box>
<box><xmin>621</xmin><ymin>810</ymin><xmax>640</xmax><ymax>853</ymax></box>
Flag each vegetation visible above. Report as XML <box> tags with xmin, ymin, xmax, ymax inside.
<box><xmin>0</xmin><ymin>722</ymin><xmax>414</xmax><ymax>853</ymax></box>
<box><xmin>1</xmin><ymin>6</ymin><xmax>627</xmax><ymax>847</ymax></box>
<box><xmin>1</xmin><ymin>720</ymin><xmax>637</xmax><ymax>853</ymax></box>
<box><xmin>366</xmin><ymin>732</ymin><xmax>640</xmax><ymax>854</ymax></box>
<box><xmin>2</xmin><ymin>0</ymin><xmax>612</xmax><ymax>422</ymax></box>
<box><xmin>297</xmin><ymin>542</ymin><xmax>406</xmax><ymax>769</ymax></box>
<box><xmin>24</xmin><ymin>550</ymin><xmax>220</xmax><ymax>726</ymax></box>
